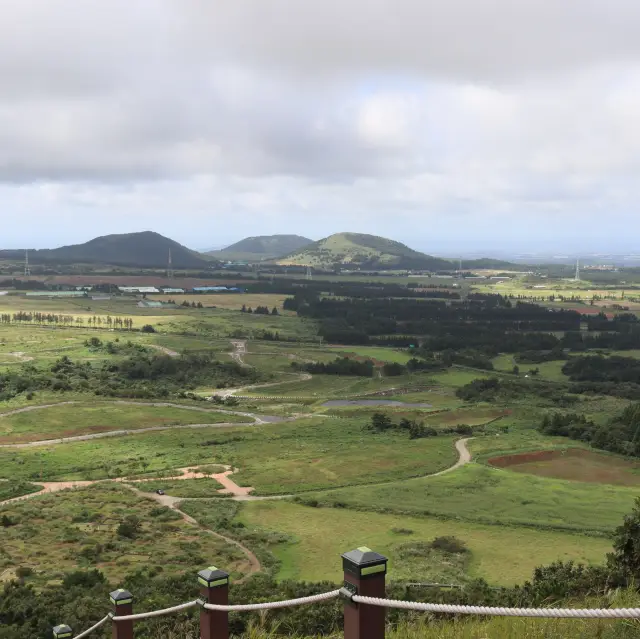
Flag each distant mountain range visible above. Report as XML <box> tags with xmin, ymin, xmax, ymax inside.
<box><xmin>0</xmin><ymin>231</ymin><xmax>522</xmax><ymax>272</ymax></box>
<box><xmin>276</xmin><ymin>232</ymin><xmax>456</xmax><ymax>270</ymax></box>
<box><xmin>0</xmin><ymin>232</ymin><xmax>210</xmax><ymax>269</ymax></box>
<box><xmin>208</xmin><ymin>235</ymin><xmax>313</xmax><ymax>261</ymax></box>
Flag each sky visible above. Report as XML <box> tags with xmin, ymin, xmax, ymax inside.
<box><xmin>1</xmin><ymin>0</ymin><xmax>640</xmax><ymax>255</ymax></box>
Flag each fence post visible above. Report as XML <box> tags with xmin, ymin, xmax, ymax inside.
<box><xmin>110</xmin><ymin>588</ymin><xmax>134</xmax><ymax>639</ymax></box>
<box><xmin>341</xmin><ymin>547</ymin><xmax>387</xmax><ymax>639</ymax></box>
<box><xmin>198</xmin><ymin>566</ymin><xmax>230</xmax><ymax>639</ymax></box>
<box><xmin>52</xmin><ymin>624</ymin><xmax>73</xmax><ymax>638</ymax></box>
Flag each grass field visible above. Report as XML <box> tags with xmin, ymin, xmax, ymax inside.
<box><xmin>489</xmin><ymin>448</ymin><xmax>640</xmax><ymax>487</ymax></box>
<box><xmin>248</xmin><ymin>372</ymin><xmax>435</xmax><ymax>398</ymax></box>
<box><xmin>327</xmin><ymin>345</ymin><xmax>416</xmax><ymax>364</ymax></box>
<box><xmin>239</xmin><ymin>501</ymin><xmax>611</xmax><ymax>586</ymax></box>
<box><xmin>130</xmin><ymin>478</ymin><xmax>226</xmax><ymax>497</ymax></box>
<box><xmin>0</xmin><ymin>418</ymin><xmax>460</xmax><ymax>492</ymax></box>
<box><xmin>0</xmin><ymin>484</ymin><xmax>248</xmax><ymax>585</ymax></box>
<box><xmin>147</xmin><ymin>293</ymin><xmax>291</xmax><ymax>312</ymax></box>
<box><xmin>309</xmin><ymin>463</ymin><xmax>637</xmax><ymax>533</ymax></box>
<box><xmin>0</xmin><ymin>402</ymin><xmax>250</xmax><ymax>443</ymax></box>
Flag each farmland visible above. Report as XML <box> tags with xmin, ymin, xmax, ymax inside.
<box><xmin>4</xmin><ymin>269</ymin><xmax>640</xmax><ymax>637</ymax></box>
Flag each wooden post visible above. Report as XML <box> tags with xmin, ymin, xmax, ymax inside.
<box><xmin>110</xmin><ymin>588</ymin><xmax>134</xmax><ymax>639</ymax></box>
<box><xmin>342</xmin><ymin>547</ymin><xmax>387</xmax><ymax>639</ymax></box>
<box><xmin>198</xmin><ymin>566</ymin><xmax>230</xmax><ymax>639</ymax></box>
<box><xmin>52</xmin><ymin>624</ymin><xmax>73</xmax><ymax>639</ymax></box>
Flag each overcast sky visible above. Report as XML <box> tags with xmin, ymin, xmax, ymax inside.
<box><xmin>1</xmin><ymin>0</ymin><xmax>639</xmax><ymax>255</ymax></box>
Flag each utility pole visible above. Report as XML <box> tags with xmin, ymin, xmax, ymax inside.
<box><xmin>24</xmin><ymin>249</ymin><xmax>31</xmax><ymax>277</ymax></box>
<box><xmin>167</xmin><ymin>249</ymin><xmax>174</xmax><ymax>280</ymax></box>
<box><xmin>575</xmin><ymin>258</ymin><xmax>580</xmax><ymax>282</ymax></box>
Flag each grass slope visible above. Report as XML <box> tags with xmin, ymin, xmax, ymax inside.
<box><xmin>0</xmin><ymin>418</ymin><xmax>459</xmax><ymax>492</ymax></box>
<box><xmin>239</xmin><ymin>501</ymin><xmax>611</xmax><ymax>585</ymax></box>
<box><xmin>277</xmin><ymin>233</ymin><xmax>453</xmax><ymax>270</ymax></box>
<box><xmin>0</xmin><ymin>402</ymin><xmax>250</xmax><ymax>443</ymax></box>
<box><xmin>309</xmin><ymin>463</ymin><xmax>637</xmax><ymax>533</ymax></box>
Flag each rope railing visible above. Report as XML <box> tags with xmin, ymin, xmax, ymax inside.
<box><xmin>200</xmin><ymin>589</ymin><xmax>341</xmax><ymax>612</ymax></box>
<box><xmin>70</xmin><ymin>614</ymin><xmax>112</xmax><ymax>639</ymax></box>
<box><xmin>110</xmin><ymin>599</ymin><xmax>199</xmax><ymax>622</ymax></box>
<box><xmin>350</xmin><ymin>595</ymin><xmax>640</xmax><ymax>619</ymax></box>
<box><xmin>51</xmin><ymin>546</ymin><xmax>640</xmax><ymax>639</ymax></box>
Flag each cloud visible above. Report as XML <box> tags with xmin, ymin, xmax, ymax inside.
<box><xmin>1</xmin><ymin>1</ymin><xmax>640</xmax><ymax>252</ymax></box>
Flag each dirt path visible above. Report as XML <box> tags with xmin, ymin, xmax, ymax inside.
<box><xmin>126</xmin><ymin>484</ymin><xmax>262</xmax><ymax>580</ymax></box>
<box><xmin>429</xmin><ymin>438</ymin><xmax>473</xmax><ymax>477</ymax></box>
<box><xmin>229</xmin><ymin>340</ymin><xmax>249</xmax><ymax>367</ymax></box>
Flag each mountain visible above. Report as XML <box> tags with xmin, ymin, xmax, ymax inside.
<box><xmin>0</xmin><ymin>232</ymin><xmax>210</xmax><ymax>269</ymax></box>
<box><xmin>276</xmin><ymin>232</ymin><xmax>454</xmax><ymax>270</ymax></box>
<box><xmin>209</xmin><ymin>235</ymin><xmax>314</xmax><ymax>261</ymax></box>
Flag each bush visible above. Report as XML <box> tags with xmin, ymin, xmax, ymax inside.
<box><xmin>430</xmin><ymin>536</ymin><xmax>468</xmax><ymax>554</ymax></box>
<box><xmin>141</xmin><ymin>324</ymin><xmax>156</xmax><ymax>333</ymax></box>
<box><xmin>117</xmin><ymin>515</ymin><xmax>142</xmax><ymax>539</ymax></box>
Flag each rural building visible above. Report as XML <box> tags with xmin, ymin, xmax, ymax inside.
<box><xmin>91</xmin><ymin>295</ymin><xmax>111</xmax><ymax>300</ymax></box>
<box><xmin>26</xmin><ymin>291</ymin><xmax>87</xmax><ymax>298</ymax></box>
<box><xmin>118</xmin><ymin>286</ymin><xmax>160</xmax><ymax>294</ymax></box>
<box><xmin>137</xmin><ymin>300</ymin><xmax>165</xmax><ymax>308</ymax></box>
<box><xmin>161</xmin><ymin>287</ymin><xmax>185</xmax><ymax>294</ymax></box>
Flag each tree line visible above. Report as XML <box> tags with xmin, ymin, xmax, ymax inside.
<box><xmin>0</xmin><ymin>312</ymin><xmax>135</xmax><ymax>329</ymax></box>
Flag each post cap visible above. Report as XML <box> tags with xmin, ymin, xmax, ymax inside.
<box><xmin>53</xmin><ymin>624</ymin><xmax>73</xmax><ymax>638</ymax></box>
<box><xmin>109</xmin><ymin>588</ymin><xmax>134</xmax><ymax>606</ymax></box>
<box><xmin>198</xmin><ymin>566</ymin><xmax>230</xmax><ymax>588</ymax></box>
<box><xmin>342</xmin><ymin>547</ymin><xmax>388</xmax><ymax>578</ymax></box>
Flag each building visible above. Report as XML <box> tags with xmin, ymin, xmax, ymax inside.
<box><xmin>26</xmin><ymin>291</ymin><xmax>87</xmax><ymax>298</ymax></box>
<box><xmin>91</xmin><ymin>295</ymin><xmax>111</xmax><ymax>301</ymax></box>
<box><xmin>161</xmin><ymin>287</ymin><xmax>185</xmax><ymax>294</ymax></box>
<box><xmin>118</xmin><ymin>286</ymin><xmax>160</xmax><ymax>294</ymax></box>
<box><xmin>137</xmin><ymin>300</ymin><xmax>165</xmax><ymax>308</ymax></box>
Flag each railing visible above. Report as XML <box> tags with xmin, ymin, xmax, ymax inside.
<box><xmin>51</xmin><ymin>546</ymin><xmax>640</xmax><ymax>639</ymax></box>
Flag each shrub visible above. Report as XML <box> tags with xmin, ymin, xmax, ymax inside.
<box><xmin>141</xmin><ymin>324</ymin><xmax>156</xmax><ymax>333</ymax></box>
<box><xmin>117</xmin><ymin>515</ymin><xmax>142</xmax><ymax>539</ymax></box>
<box><xmin>430</xmin><ymin>536</ymin><xmax>468</xmax><ymax>555</ymax></box>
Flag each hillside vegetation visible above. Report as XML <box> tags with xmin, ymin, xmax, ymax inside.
<box><xmin>0</xmin><ymin>231</ymin><xmax>209</xmax><ymax>269</ymax></box>
<box><xmin>276</xmin><ymin>233</ymin><xmax>453</xmax><ymax>270</ymax></box>
<box><xmin>210</xmin><ymin>234</ymin><xmax>313</xmax><ymax>261</ymax></box>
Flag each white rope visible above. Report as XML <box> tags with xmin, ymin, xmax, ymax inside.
<box><xmin>202</xmin><ymin>589</ymin><xmax>341</xmax><ymax>612</ymax></box>
<box><xmin>112</xmin><ymin>600</ymin><xmax>199</xmax><ymax>622</ymax></box>
<box><xmin>351</xmin><ymin>596</ymin><xmax>640</xmax><ymax>619</ymax></box>
<box><xmin>71</xmin><ymin>614</ymin><xmax>111</xmax><ymax>639</ymax></box>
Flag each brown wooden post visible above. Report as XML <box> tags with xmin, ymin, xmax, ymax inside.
<box><xmin>198</xmin><ymin>566</ymin><xmax>230</xmax><ymax>639</ymax></box>
<box><xmin>342</xmin><ymin>547</ymin><xmax>387</xmax><ymax>639</ymax></box>
<box><xmin>52</xmin><ymin>624</ymin><xmax>73</xmax><ymax>639</ymax></box>
<box><xmin>110</xmin><ymin>588</ymin><xmax>134</xmax><ymax>639</ymax></box>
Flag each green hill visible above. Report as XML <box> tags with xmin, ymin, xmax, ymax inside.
<box><xmin>276</xmin><ymin>232</ymin><xmax>453</xmax><ymax>270</ymax></box>
<box><xmin>3</xmin><ymin>232</ymin><xmax>210</xmax><ymax>269</ymax></box>
<box><xmin>209</xmin><ymin>235</ymin><xmax>313</xmax><ymax>262</ymax></box>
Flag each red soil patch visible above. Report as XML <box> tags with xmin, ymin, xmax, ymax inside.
<box><xmin>488</xmin><ymin>448</ymin><xmax>578</xmax><ymax>468</ymax></box>
<box><xmin>488</xmin><ymin>448</ymin><xmax>640</xmax><ymax>486</ymax></box>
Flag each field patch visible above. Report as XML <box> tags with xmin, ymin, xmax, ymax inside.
<box><xmin>0</xmin><ymin>402</ymin><xmax>250</xmax><ymax>444</ymax></box>
<box><xmin>239</xmin><ymin>501</ymin><xmax>611</xmax><ymax>586</ymax></box>
<box><xmin>130</xmin><ymin>477</ymin><xmax>226</xmax><ymax>498</ymax></box>
<box><xmin>307</xmin><ymin>463</ymin><xmax>637</xmax><ymax>533</ymax></box>
<box><xmin>489</xmin><ymin>448</ymin><xmax>640</xmax><ymax>487</ymax></box>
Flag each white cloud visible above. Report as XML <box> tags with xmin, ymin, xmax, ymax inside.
<box><xmin>0</xmin><ymin>1</ymin><xmax>640</xmax><ymax>252</ymax></box>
